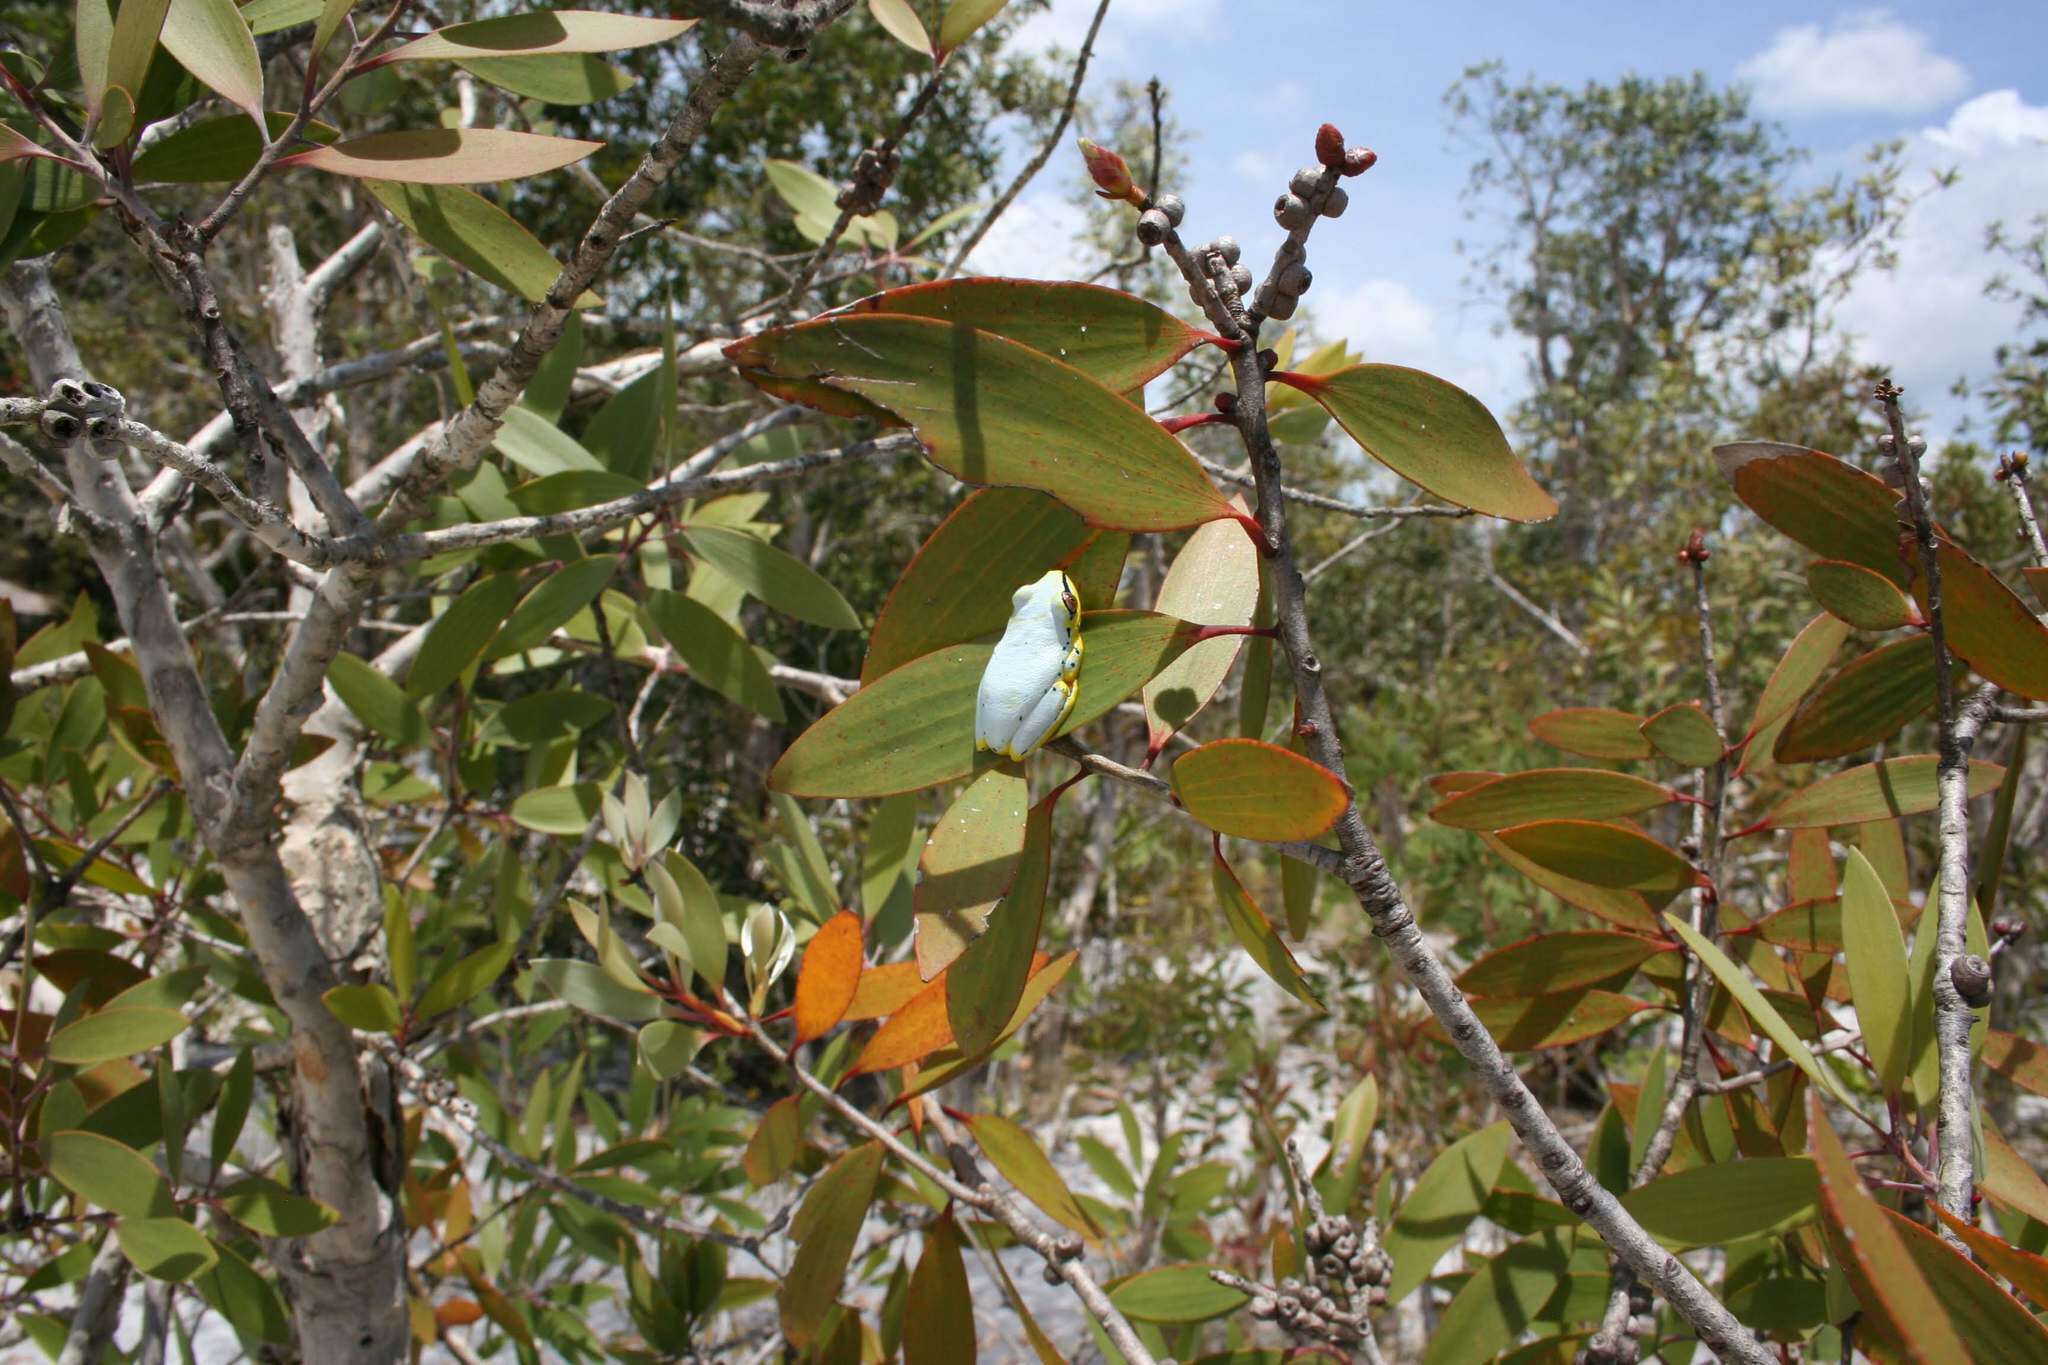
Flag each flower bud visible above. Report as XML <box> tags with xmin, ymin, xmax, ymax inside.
<box><xmin>1274</xmin><ymin>193</ymin><xmax>1313</xmax><ymax>230</ymax></box>
<box><xmin>1315</xmin><ymin>122</ymin><xmax>1345</xmax><ymax>167</ymax></box>
<box><xmin>1135</xmin><ymin>208</ymin><xmax>1171</xmax><ymax>246</ymax></box>
<box><xmin>1213</xmin><ymin>391</ymin><xmax>1237</xmax><ymax>414</ymax></box>
<box><xmin>1341</xmin><ymin>146</ymin><xmax>1378</xmax><ymax>176</ymax></box>
<box><xmin>1077</xmin><ymin>137</ymin><xmax>1138</xmax><ymax>202</ymax></box>
<box><xmin>1154</xmin><ymin>192</ymin><xmax>1185</xmax><ymax>226</ymax></box>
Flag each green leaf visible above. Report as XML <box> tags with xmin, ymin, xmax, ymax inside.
<box><xmin>161</xmin><ymin>0</ymin><xmax>263</xmax><ymax>121</ymax></box>
<box><xmin>1457</xmin><ymin>930</ymin><xmax>1669</xmax><ymax>997</ymax></box>
<box><xmin>76</xmin><ymin>0</ymin><xmax>115</xmax><ymax>129</ymax></box>
<box><xmin>1628</xmin><ymin>1046</ymin><xmax>1668</xmax><ymax>1178</ymax></box>
<box><xmin>913</xmin><ymin>765</ymin><xmax>1028</xmax><ymax>979</ymax></box>
<box><xmin>195</xmin><ymin>1241</ymin><xmax>289</xmax><ymax>1344</ymax></box>
<box><xmin>1317</xmin><ymin>1074</ymin><xmax>1379</xmax><ymax>1213</ymax></box>
<box><xmin>528</xmin><ymin>959</ymin><xmax>662</xmax><ymax>1023</ymax></box>
<box><xmin>967</xmin><ymin>1112</ymin><xmax>1099</xmax><ymax>1241</ymax></box>
<box><xmin>1619</xmin><ymin>1157</ymin><xmax>1818</xmax><ymax>1247</ymax></box>
<box><xmin>407</xmin><ymin>572</ymin><xmax>524</xmax><ymax>697</ymax></box>
<box><xmin>311</xmin><ymin>0</ymin><xmax>356</xmax><ymax>53</ymax></box>
<box><xmin>459</xmin><ymin>53</ymin><xmax>635</xmax><ymax>105</ymax></box>
<box><xmin>46</xmin><ymin>1130</ymin><xmax>174</xmax><ymax>1216</ymax></box>
<box><xmin>327</xmin><ymin>652</ymin><xmax>426</xmax><ymax>745</ymax></box>
<box><xmin>946</xmin><ymin>797</ymin><xmax>1052</xmax><ymax>1055</ymax></box>
<box><xmin>1750</xmin><ymin>755</ymin><xmax>2004</xmax><ymax>832</ymax></box>
<box><xmin>1740</xmin><ymin>613</ymin><xmax>1851</xmax><ymax>769</ymax></box>
<box><xmin>728</xmin><ymin>316</ymin><xmax>1234</xmax><ymax>531</ymax></box>
<box><xmin>116</xmin><ymin>1218</ymin><xmax>219</xmax><ymax>1281</ymax></box>
<box><xmin>1456</xmin><ymin>990</ymin><xmax>1653</xmax><ymax>1050</ymax></box>
<box><xmin>642</xmin><ymin>588</ymin><xmax>786</xmax><ymax>722</ymax></box>
<box><xmin>1172</xmin><ymin>739</ymin><xmax>1349</xmax><ymax>842</ymax></box>
<box><xmin>279</xmin><ymin>128</ymin><xmax>600</xmax><ymax>184</ymax></box>
<box><xmin>781</xmin><ymin>1142</ymin><xmax>885</xmax><ymax>1347</ymax></box>
<box><xmin>1775</xmin><ymin>635</ymin><xmax>1937</xmax><ymax>764</ymax></box>
<box><xmin>845</xmin><ymin>277</ymin><xmax>1206</xmax><ymax>392</ymax></box>
<box><xmin>211</xmin><ymin>1049</ymin><xmax>253</xmax><ymax>1174</ymax></box>
<box><xmin>369</xmin><ymin>12</ymin><xmax>695</xmax><ymax>65</ymax></box>
<box><xmin>682</xmin><ymin>525</ymin><xmax>860</xmax><ymax>630</ymax></box>
<box><xmin>1664</xmin><ymin>913</ymin><xmax>1845</xmax><ymax>1102</ymax></box>
<box><xmin>1841</xmin><ymin>847</ymin><xmax>1911</xmax><ymax>1093</ymax></box>
<box><xmin>1807</xmin><ymin>558</ymin><xmax>1918</xmax><ymax>630</ymax></box>
<box><xmin>45</xmin><ymin>1006</ymin><xmax>187</xmax><ymax>1064</ymax></box>
<box><xmin>1888</xmin><ymin>1207</ymin><xmax>2048</xmax><ymax>1359</ymax></box>
<box><xmin>106</xmin><ymin>0</ymin><xmax>174</xmax><ymax>125</ymax></box>
<box><xmin>637</xmin><ymin>1019</ymin><xmax>703</xmax><ymax>1079</ymax></box>
<box><xmin>1382</xmin><ymin>1121</ymin><xmax>1512</xmax><ymax>1307</ymax></box>
<box><xmin>508</xmin><ymin>781</ymin><xmax>601</xmax><ymax>834</ymax></box>
<box><xmin>647</xmin><ymin>853</ymin><xmax>728</xmax><ymax>991</ymax></box>
<box><xmin>1211</xmin><ymin>848</ymin><xmax>1322</xmax><ymax>1009</ymax></box>
<box><xmin>132</xmin><ymin>113</ymin><xmax>338</xmax><ymax>183</ymax></box>
<box><xmin>866</xmin><ymin>0</ymin><xmax>933</xmax><ymax>56</ymax></box>
<box><xmin>865</xmin><ymin>488</ymin><xmax>1094</xmax><ymax>682</ymax></box>
<box><xmin>1424</xmin><ymin>1232</ymin><xmax>1573</xmax><ymax>1365</ymax></box>
<box><xmin>321</xmin><ymin>983</ymin><xmax>401</xmax><ymax>1033</ymax></box>
<box><xmin>485</xmin><ymin>556</ymin><xmax>615</xmax><ymax>660</ymax></box>
<box><xmin>366</xmin><ymin>181</ymin><xmax>593</xmax><ymax>307</ymax></box>
<box><xmin>1640</xmin><ymin>701</ymin><xmax>1722</xmax><ymax>767</ymax></box>
<box><xmin>771</xmin><ymin>612</ymin><xmax>1197</xmax><ymax>797</ymax></box>
<box><xmin>761</xmin><ymin>158</ymin><xmax>898</xmax><ymax>251</ymax></box>
<box><xmin>495</xmin><ymin>404</ymin><xmax>604</xmax><ymax>477</ymax></box>
<box><xmin>1478</xmin><ymin>833</ymin><xmax>1657</xmax><ymax>933</ymax></box>
<box><xmin>1494</xmin><ymin>820</ymin><xmax>1697</xmax><ymax>893</ymax></box>
<box><xmin>904</xmin><ymin>1211</ymin><xmax>975</xmax><ymax>1365</ymax></box>
<box><xmin>1107</xmin><ymin>1265</ymin><xmax>1248</xmax><ymax>1324</ymax></box>
<box><xmin>220</xmin><ymin>1177</ymin><xmax>340</xmax><ymax>1237</ymax></box>
<box><xmin>1428</xmin><ymin>768</ymin><xmax>1679</xmax><ymax>831</ymax></box>
<box><xmin>1526</xmin><ymin>707</ymin><xmax>1653</xmax><ymax>760</ymax></box>
<box><xmin>1284</xmin><ymin>365</ymin><xmax>1555</xmax><ymax>522</ymax></box>
<box><xmin>414</xmin><ymin>942</ymin><xmax>514</xmax><ymax>1022</ymax></box>
<box><xmin>1143</xmin><ymin>513</ymin><xmax>1261</xmax><ymax>755</ymax></box>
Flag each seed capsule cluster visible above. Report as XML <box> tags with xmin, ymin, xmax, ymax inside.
<box><xmin>37</xmin><ymin>378</ymin><xmax>127</xmax><ymax>460</ymax></box>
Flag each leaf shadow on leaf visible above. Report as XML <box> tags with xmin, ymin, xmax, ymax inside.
<box><xmin>1151</xmin><ymin>684</ymin><xmax>1199</xmax><ymax>730</ymax></box>
<box><xmin>950</xmin><ymin>321</ymin><xmax>987</xmax><ymax>485</ymax></box>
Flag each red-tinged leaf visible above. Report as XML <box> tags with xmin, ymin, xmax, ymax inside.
<box><xmin>727</xmin><ymin>316</ymin><xmax>1235</xmax><ymax>531</ymax></box>
<box><xmin>898</xmin><ymin>952</ymin><xmax>1074</xmax><ymax>1099</ymax></box>
<box><xmin>1620</xmin><ymin>1157</ymin><xmax>1819</xmax><ymax>1248</ymax></box>
<box><xmin>1787</xmin><ymin>826</ymin><xmax>1838</xmax><ymax>902</ymax></box>
<box><xmin>1929</xmin><ymin>1205</ymin><xmax>2048</xmax><ymax>1309</ymax></box>
<box><xmin>781</xmin><ymin>1142</ymin><xmax>885</xmax><ymax>1347</ymax></box>
<box><xmin>1775</xmin><ymin>634</ymin><xmax>1937</xmax><ymax>764</ymax></box>
<box><xmin>1172</xmin><ymin>739</ymin><xmax>1349</xmax><ymax>842</ymax></box>
<box><xmin>367</xmin><ymin>11</ymin><xmax>694</xmax><ymax>66</ymax></box>
<box><xmin>1922</xmin><ymin>540</ymin><xmax>2048</xmax><ymax>701</ymax></box>
<box><xmin>904</xmin><ymin>1211</ymin><xmax>975</xmax><ymax>1365</ymax></box>
<box><xmin>1527</xmin><ymin>707</ymin><xmax>1653</xmax><ymax>760</ymax></box>
<box><xmin>1446</xmin><ymin>990</ymin><xmax>1656</xmax><ymax>1051</ymax></box>
<box><xmin>743</xmin><ymin>1095</ymin><xmax>803</xmax><ymax>1187</ymax></box>
<box><xmin>1639</xmin><ymin>701</ymin><xmax>1722</xmax><ymax>767</ymax></box>
<box><xmin>966</xmin><ymin>1112</ymin><xmax>1100</xmax><ymax>1241</ymax></box>
<box><xmin>1144</xmin><ymin>509</ymin><xmax>1261</xmax><ymax>755</ymax></box>
<box><xmin>1429</xmin><ymin>770</ymin><xmax>1500</xmax><ymax>796</ymax></box>
<box><xmin>1748</xmin><ymin>755</ymin><xmax>2004</xmax><ymax>833</ymax></box>
<box><xmin>1982</xmin><ymin>1118</ymin><xmax>2048</xmax><ymax>1226</ymax></box>
<box><xmin>278</xmin><ymin>129</ymin><xmax>600</xmax><ymax>184</ymax></box>
<box><xmin>1750</xmin><ymin>896</ymin><xmax>1924</xmax><ymax>953</ymax></box>
<box><xmin>1982</xmin><ymin>1029</ymin><xmax>2048</xmax><ymax>1098</ymax></box>
<box><xmin>1211</xmin><ymin>848</ymin><xmax>1322</xmax><ymax>1009</ymax></box>
<box><xmin>850</xmin><ymin>976</ymin><xmax>954</xmax><ymax>1075</ymax></box>
<box><xmin>793</xmin><ymin>912</ymin><xmax>864</xmax><ymax>1044</ymax></box>
<box><xmin>771</xmin><ymin>612</ymin><xmax>1198</xmax><ymax>798</ymax></box>
<box><xmin>1716</xmin><ymin>442</ymin><xmax>1913</xmax><ymax>587</ymax></box>
<box><xmin>1284</xmin><ymin>365</ymin><xmax>1555</xmax><ymax>522</ymax></box>
<box><xmin>843</xmin><ymin>961</ymin><xmax>924</xmax><ymax>1022</ymax></box>
<box><xmin>947</xmin><ymin>797</ymin><xmax>1053</xmax><ymax>1056</ymax></box>
<box><xmin>1428</xmin><ymin>768</ymin><xmax>1679</xmax><ymax>831</ymax></box>
<box><xmin>914</xmin><ymin>766</ymin><xmax>1028</xmax><ymax>979</ymax></box>
<box><xmin>1883</xmin><ymin>1205</ymin><xmax>2048</xmax><ymax>1359</ymax></box>
<box><xmin>2026</xmin><ymin>565</ymin><xmax>2048</xmax><ymax>613</ymax></box>
<box><xmin>1457</xmin><ymin>931</ymin><xmax>1671</xmax><ymax>997</ymax></box>
<box><xmin>1809</xmin><ymin>1091</ymin><xmax>1967</xmax><ymax>1363</ymax></box>
<box><xmin>1494</xmin><ymin>820</ymin><xmax>1697</xmax><ymax>893</ymax></box>
<box><xmin>1858</xmin><ymin>818</ymin><xmax>1911</xmax><ymax>899</ymax></box>
<box><xmin>1739</xmin><ymin>613</ymin><xmax>1852</xmax><ymax>766</ymax></box>
<box><xmin>1477</xmin><ymin>834</ymin><xmax>1658</xmax><ymax>932</ymax></box>
<box><xmin>863</xmin><ymin>488</ymin><xmax>1091</xmax><ymax>684</ymax></box>
<box><xmin>1807</xmin><ymin>558</ymin><xmax>1918</xmax><ymax>630</ymax></box>
<box><xmin>845</xmin><ymin>278</ymin><xmax>1208</xmax><ymax>393</ymax></box>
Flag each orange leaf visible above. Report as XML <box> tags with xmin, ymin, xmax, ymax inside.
<box><xmin>435</xmin><ymin>1299</ymin><xmax>484</xmax><ymax>1329</ymax></box>
<box><xmin>1931</xmin><ymin>1205</ymin><xmax>2048</xmax><ymax>1309</ymax></box>
<box><xmin>793</xmin><ymin>911</ymin><xmax>864</xmax><ymax>1044</ymax></box>
<box><xmin>849</xmin><ymin>976</ymin><xmax>955</xmax><ymax>1076</ymax></box>
<box><xmin>843</xmin><ymin>960</ymin><xmax>924</xmax><ymax>1022</ymax></box>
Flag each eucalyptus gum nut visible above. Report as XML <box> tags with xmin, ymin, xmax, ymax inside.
<box><xmin>1289</xmin><ymin>166</ymin><xmax>1322</xmax><ymax>197</ymax></box>
<box><xmin>1154</xmin><ymin>192</ymin><xmax>1185</xmax><ymax>225</ymax></box>
<box><xmin>1135</xmin><ymin>208</ymin><xmax>1170</xmax><ymax>246</ymax></box>
<box><xmin>40</xmin><ymin>410</ymin><xmax>82</xmax><ymax>441</ymax></box>
<box><xmin>1274</xmin><ymin>194</ymin><xmax>1313</xmax><ymax>230</ymax></box>
<box><xmin>1265</xmin><ymin>291</ymin><xmax>1299</xmax><ymax>320</ymax></box>
<box><xmin>1320</xmin><ymin>186</ymin><xmax>1349</xmax><ymax>218</ymax></box>
<box><xmin>1229</xmin><ymin>264</ymin><xmax>1253</xmax><ymax>295</ymax></box>
<box><xmin>1278</xmin><ymin>264</ymin><xmax>1312</xmax><ymax>296</ymax></box>
<box><xmin>1214</xmin><ymin>234</ymin><xmax>1240</xmax><ymax>264</ymax></box>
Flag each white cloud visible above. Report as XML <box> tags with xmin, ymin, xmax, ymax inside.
<box><xmin>1231</xmin><ymin>150</ymin><xmax>1280</xmax><ymax>184</ymax></box>
<box><xmin>1009</xmin><ymin>0</ymin><xmax>1221</xmax><ymax>64</ymax></box>
<box><xmin>1836</xmin><ymin>91</ymin><xmax>2048</xmax><ymax>441</ymax></box>
<box><xmin>1736</xmin><ymin>12</ymin><xmax>1968</xmax><ymax>115</ymax></box>
<box><xmin>957</xmin><ymin>191</ymin><xmax>1095</xmax><ymax>281</ymax></box>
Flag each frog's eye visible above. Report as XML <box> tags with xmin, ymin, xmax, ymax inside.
<box><xmin>1058</xmin><ymin>573</ymin><xmax>1078</xmax><ymax>619</ymax></box>
<box><xmin>1060</xmin><ymin>589</ymin><xmax>1077</xmax><ymax>617</ymax></box>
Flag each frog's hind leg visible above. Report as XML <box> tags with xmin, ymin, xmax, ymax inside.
<box><xmin>1005</xmin><ymin>675</ymin><xmax>1077</xmax><ymax>759</ymax></box>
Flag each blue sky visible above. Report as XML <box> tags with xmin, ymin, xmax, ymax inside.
<box><xmin>956</xmin><ymin>3</ymin><xmax>2048</xmax><ymax>445</ymax></box>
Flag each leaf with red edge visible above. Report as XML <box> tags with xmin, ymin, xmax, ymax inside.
<box><xmin>793</xmin><ymin>911</ymin><xmax>864</xmax><ymax>1044</ymax></box>
<box><xmin>1527</xmin><ymin>707</ymin><xmax>1653</xmax><ymax>760</ymax></box>
<box><xmin>845</xmin><ymin>278</ymin><xmax>1209</xmax><ymax>393</ymax></box>
<box><xmin>863</xmin><ymin>488</ymin><xmax>1091</xmax><ymax>683</ymax></box>
<box><xmin>1922</xmin><ymin>540</ymin><xmax>2048</xmax><ymax>701</ymax></box>
<box><xmin>1429</xmin><ymin>768</ymin><xmax>1679</xmax><ymax>831</ymax></box>
<box><xmin>1429</xmin><ymin>770</ymin><xmax>1499</xmax><ymax>796</ymax></box>
<box><xmin>1172</xmin><ymin>739</ymin><xmax>1349</xmax><ymax>842</ymax></box>
<box><xmin>1929</xmin><ymin>1205</ymin><xmax>2048</xmax><ymax>1309</ymax></box>
<box><xmin>947</xmin><ymin>797</ymin><xmax>1053</xmax><ymax>1056</ymax></box>
<box><xmin>1477</xmin><ymin>834</ymin><xmax>1657</xmax><ymax>932</ymax></box>
<box><xmin>898</xmin><ymin>951</ymin><xmax>1074</xmax><ymax>1099</ymax></box>
<box><xmin>1143</xmin><ymin>509</ymin><xmax>1261</xmax><ymax>758</ymax></box>
<box><xmin>966</xmin><ymin>1112</ymin><xmax>1101</xmax><ymax>1241</ymax></box>
<box><xmin>2026</xmin><ymin>565</ymin><xmax>2048</xmax><ymax>613</ymax></box>
<box><xmin>1640</xmin><ymin>702</ymin><xmax>1722</xmax><ymax>767</ymax></box>
<box><xmin>913</xmin><ymin>766</ymin><xmax>1028</xmax><ymax>979</ymax></box>
<box><xmin>1494</xmin><ymin>820</ymin><xmax>1698</xmax><ymax>893</ymax></box>
<box><xmin>1807</xmin><ymin>558</ymin><xmax>1918</xmax><ymax>629</ymax></box>
<box><xmin>1457</xmin><ymin>931</ymin><xmax>1671</xmax><ymax>996</ymax></box>
<box><xmin>1716</xmin><ymin>442</ymin><xmax>1913</xmax><ymax>586</ymax></box>
<box><xmin>1739</xmin><ymin>613</ymin><xmax>1852</xmax><ymax>775</ymax></box>
<box><xmin>1884</xmin><ymin>1205</ymin><xmax>2048</xmax><ymax>1359</ymax></box>
<box><xmin>850</xmin><ymin>976</ymin><xmax>954</xmax><ymax>1075</ymax></box>
<box><xmin>1776</xmin><ymin>634</ymin><xmax>1937</xmax><ymax>764</ymax></box>
<box><xmin>278</xmin><ymin>129</ymin><xmax>601</xmax><ymax>183</ymax></box>
<box><xmin>1449</xmin><ymin>991</ymin><xmax>1656</xmax><ymax>1050</ymax></box>
<box><xmin>1982</xmin><ymin>1117</ymin><xmax>2048</xmax><ymax>1226</ymax></box>
<box><xmin>1983</xmin><ymin>1028</ymin><xmax>2048</xmax><ymax>1098</ymax></box>
<box><xmin>1808</xmin><ymin>1090</ymin><xmax>1968</xmax><ymax>1363</ymax></box>
<box><xmin>727</xmin><ymin>315</ymin><xmax>1235</xmax><ymax>531</ymax></box>
<box><xmin>1212</xmin><ymin>847</ymin><xmax>1322</xmax><ymax>1009</ymax></box>
<box><xmin>781</xmin><ymin>1142</ymin><xmax>885</xmax><ymax>1347</ymax></box>
<box><xmin>1747</xmin><ymin>755</ymin><xmax>2004</xmax><ymax>833</ymax></box>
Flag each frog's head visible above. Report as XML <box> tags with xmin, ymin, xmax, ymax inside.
<box><xmin>1012</xmin><ymin>569</ymin><xmax>1080</xmax><ymax>643</ymax></box>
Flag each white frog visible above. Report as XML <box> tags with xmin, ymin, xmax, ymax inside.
<box><xmin>974</xmin><ymin>569</ymin><xmax>1083</xmax><ymax>760</ymax></box>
